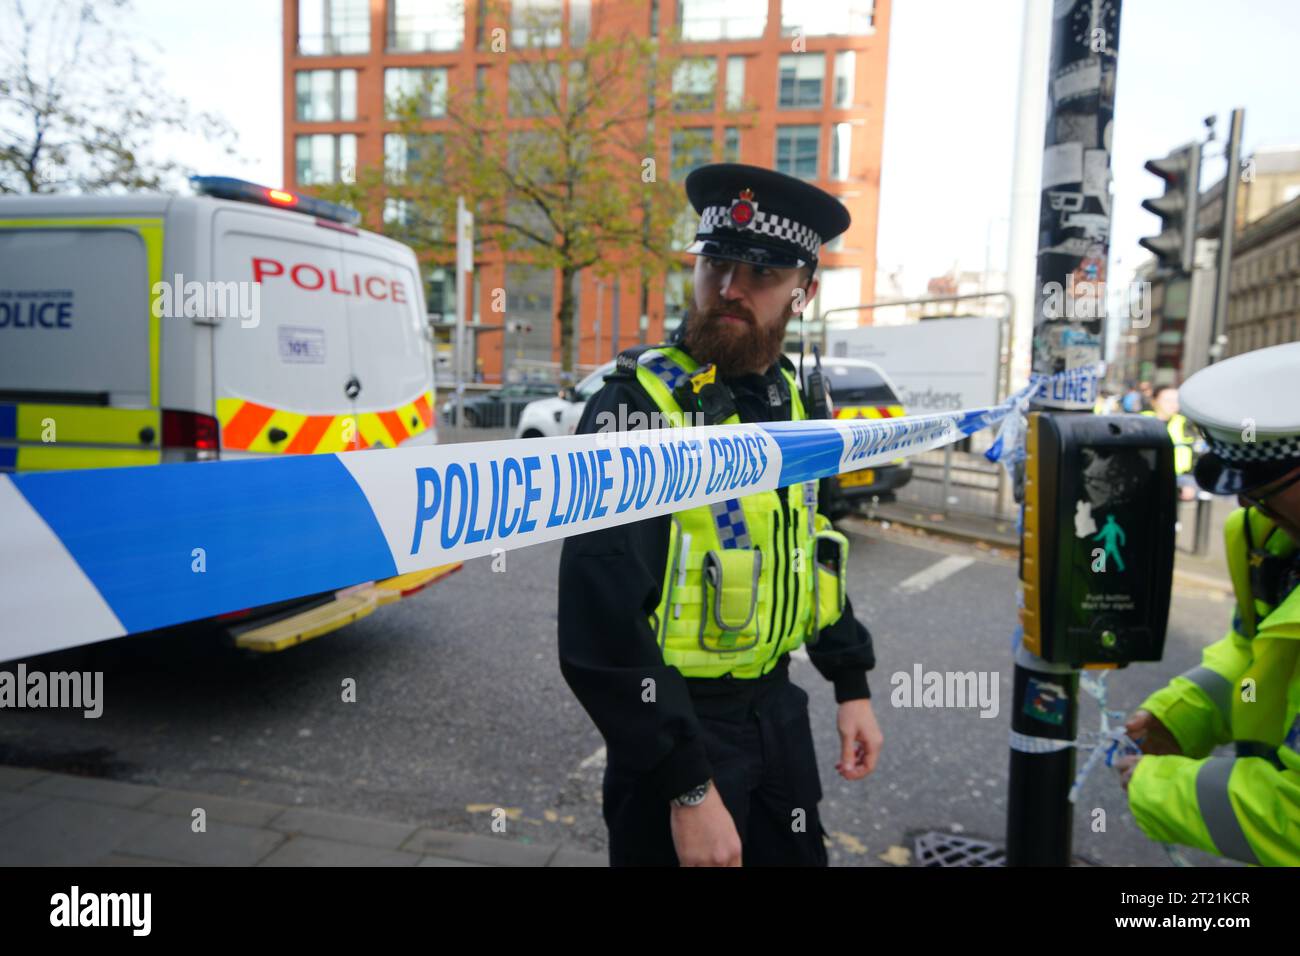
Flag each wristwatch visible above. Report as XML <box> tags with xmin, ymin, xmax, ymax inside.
<box><xmin>671</xmin><ymin>779</ymin><xmax>711</xmax><ymax>808</ymax></box>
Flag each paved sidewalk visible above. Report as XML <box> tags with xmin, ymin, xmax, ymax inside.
<box><xmin>0</xmin><ymin>766</ymin><xmax>606</xmax><ymax>867</ymax></box>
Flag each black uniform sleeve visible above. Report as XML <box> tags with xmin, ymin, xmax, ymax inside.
<box><xmin>557</xmin><ymin>376</ymin><xmax>713</xmax><ymax>804</ymax></box>
<box><xmin>804</xmin><ymin>482</ymin><xmax>876</xmax><ymax>701</ymax></box>
<box><xmin>806</xmin><ymin>593</ymin><xmax>876</xmax><ymax>703</ymax></box>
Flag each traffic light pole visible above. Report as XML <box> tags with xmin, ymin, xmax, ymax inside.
<box><xmin>1006</xmin><ymin>0</ymin><xmax>1121</xmax><ymax>867</ymax></box>
<box><xmin>1209</xmin><ymin>109</ymin><xmax>1244</xmax><ymax>364</ymax></box>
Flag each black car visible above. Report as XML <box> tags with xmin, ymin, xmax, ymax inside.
<box><xmin>442</xmin><ymin>381</ymin><xmax>562</xmax><ymax>428</ymax></box>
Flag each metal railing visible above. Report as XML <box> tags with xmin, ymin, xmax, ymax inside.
<box><xmin>894</xmin><ymin>434</ymin><xmax>1017</xmax><ymax>522</ymax></box>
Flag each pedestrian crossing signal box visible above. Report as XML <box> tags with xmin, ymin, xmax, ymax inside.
<box><xmin>1020</xmin><ymin>412</ymin><xmax>1177</xmax><ymax>667</ymax></box>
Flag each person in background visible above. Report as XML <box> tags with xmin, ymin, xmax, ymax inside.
<box><xmin>1143</xmin><ymin>385</ymin><xmax>1197</xmax><ymax>501</ymax></box>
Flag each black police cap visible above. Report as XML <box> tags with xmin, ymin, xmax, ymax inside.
<box><xmin>684</xmin><ymin>163</ymin><xmax>851</xmax><ymax>270</ymax></box>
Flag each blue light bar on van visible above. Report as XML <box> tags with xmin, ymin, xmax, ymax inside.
<box><xmin>189</xmin><ymin>176</ymin><xmax>362</xmax><ymax>226</ymax></box>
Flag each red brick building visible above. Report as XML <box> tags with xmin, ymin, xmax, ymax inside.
<box><xmin>282</xmin><ymin>0</ymin><xmax>889</xmax><ymax>382</ymax></box>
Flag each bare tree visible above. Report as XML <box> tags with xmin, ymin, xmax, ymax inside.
<box><xmin>0</xmin><ymin>0</ymin><xmax>238</xmax><ymax>194</ymax></box>
<box><xmin>319</xmin><ymin>0</ymin><xmax>751</xmax><ymax>377</ymax></box>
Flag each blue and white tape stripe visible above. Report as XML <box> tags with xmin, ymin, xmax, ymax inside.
<box><xmin>0</xmin><ymin>372</ymin><xmax>1073</xmax><ymax>660</ymax></box>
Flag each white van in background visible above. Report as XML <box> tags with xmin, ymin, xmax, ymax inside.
<box><xmin>0</xmin><ymin>177</ymin><xmax>458</xmax><ymax>653</ymax></box>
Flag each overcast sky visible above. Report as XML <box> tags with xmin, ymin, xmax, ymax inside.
<box><xmin>125</xmin><ymin>0</ymin><xmax>1300</xmax><ymax>296</ymax></box>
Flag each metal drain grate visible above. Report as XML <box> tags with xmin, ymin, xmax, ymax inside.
<box><xmin>913</xmin><ymin>831</ymin><xmax>1006</xmax><ymax>867</ymax></box>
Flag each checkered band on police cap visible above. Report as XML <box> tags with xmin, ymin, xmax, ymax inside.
<box><xmin>1205</xmin><ymin>431</ymin><xmax>1300</xmax><ymax>464</ymax></box>
<box><xmin>695</xmin><ymin>204</ymin><xmax>821</xmax><ymax>261</ymax></box>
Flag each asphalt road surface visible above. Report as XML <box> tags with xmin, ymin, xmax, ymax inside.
<box><xmin>1</xmin><ymin>518</ymin><xmax>1239</xmax><ymax>866</ymax></box>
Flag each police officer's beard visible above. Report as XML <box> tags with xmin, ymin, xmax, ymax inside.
<box><xmin>682</xmin><ymin>301</ymin><xmax>792</xmax><ymax>377</ymax></box>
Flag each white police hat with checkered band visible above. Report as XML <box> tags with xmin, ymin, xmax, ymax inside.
<box><xmin>1180</xmin><ymin>342</ymin><xmax>1300</xmax><ymax>495</ymax></box>
<box><xmin>684</xmin><ymin>163</ymin><xmax>851</xmax><ymax>272</ymax></box>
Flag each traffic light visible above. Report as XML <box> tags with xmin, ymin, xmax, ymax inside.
<box><xmin>1138</xmin><ymin>142</ymin><xmax>1202</xmax><ymax>275</ymax></box>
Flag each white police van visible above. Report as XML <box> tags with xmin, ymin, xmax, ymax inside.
<box><xmin>0</xmin><ymin>177</ymin><xmax>458</xmax><ymax>654</ymax></box>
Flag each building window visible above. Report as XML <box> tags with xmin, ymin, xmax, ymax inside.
<box><xmin>511</xmin><ymin>0</ymin><xmax>563</xmax><ymax>48</ymax></box>
<box><xmin>298</xmin><ymin>0</ymin><xmax>370</xmax><ymax>55</ymax></box>
<box><xmin>295</xmin><ymin>70</ymin><xmax>357</xmax><ymax>122</ymax></box>
<box><xmin>724</xmin><ymin>126</ymin><xmax>740</xmax><ymax>162</ymax></box>
<box><xmin>385</xmin><ymin>68</ymin><xmax>449</xmax><ymax>119</ymax></box>
<box><xmin>384</xmin><ymin>133</ymin><xmax>442</xmax><ymax>185</ymax></box>
<box><xmin>673</xmin><ymin>58</ymin><xmax>717</xmax><ymax>112</ymax></box>
<box><xmin>829</xmin><ymin>122</ymin><xmax>851</xmax><ymax>181</ymax></box>
<box><xmin>570</xmin><ymin>0</ymin><xmax>591</xmax><ymax>45</ymax></box>
<box><xmin>507</xmin><ymin>131</ymin><xmax>556</xmax><ymax>183</ymax></box>
<box><xmin>833</xmin><ymin>51</ymin><xmax>855</xmax><ymax>108</ymax></box>
<box><xmin>724</xmin><ymin>56</ymin><xmax>745</xmax><ymax>111</ymax></box>
<box><xmin>780</xmin><ymin>0</ymin><xmax>874</xmax><ymax>37</ymax></box>
<box><xmin>388</xmin><ymin>0</ymin><xmax>464</xmax><ymax>52</ymax></box>
<box><xmin>426</xmin><ymin>266</ymin><xmax>456</xmax><ymax>318</ymax></box>
<box><xmin>779</xmin><ymin>54</ymin><xmax>824</xmax><ymax>109</ymax></box>
<box><xmin>671</xmin><ymin>129</ymin><xmax>714</xmax><ymax>180</ymax></box>
<box><xmin>295</xmin><ymin>134</ymin><xmax>357</xmax><ymax>185</ymax></box>
<box><xmin>504</xmin><ymin>199</ymin><xmax>553</xmax><ymax>249</ymax></box>
<box><xmin>384</xmin><ymin>198</ymin><xmax>443</xmax><ymax>242</ymax></box>
<box><xmin>677</xmin><ymin>0</ymin><xmax>766</xmax><ymax>41</ymax></box>
<box><xmin>775</xmin><ymin>125</ymin><xmax>819</xmax><ymax>179</ymax></box>
<box><xmin>509</xmin><ymin>62</ymin><xmax>562</xmax><ymax>116</ymax></box>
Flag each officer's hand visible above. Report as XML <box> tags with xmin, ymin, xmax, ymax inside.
<box><xmin>1124</xmin><ymin>710</ymin><xmax>1182</xmax><ymax>756</ymax></box>
<box><xmin>670</xmin><ymin>785</ymin><xmax>742</xmax><ymax>867</ymax></box>
<box><xmin>1114</xmin><ymin>754</ymin><xmax>1143</xmax><ymax>791</ymax></box>
<box><xmin>836</xmin><ymin>698</ymin><xmax>882</xmax><ymax>781</ymax></box>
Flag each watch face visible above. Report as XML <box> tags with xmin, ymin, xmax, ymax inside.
<box><xmin>676</xmin><ymin>782</ymin><xmax>709</xmax><ymax>806</ymax></box>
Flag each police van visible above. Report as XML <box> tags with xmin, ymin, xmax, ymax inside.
<box><xmin>0</xmin><ymin>177</ymin><xmax>458</xmax><ymax>653</ymax></box>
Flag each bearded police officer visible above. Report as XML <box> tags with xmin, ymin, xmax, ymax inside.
<box><xmin>557</xmin><ymin>163</ymin><xmax>882</xmax><ymax>867</ymax></box>
<box><xmin>1116</xmin><ymin>342</ymin><xmax>1300</xmax><ymax>866</ymax></box>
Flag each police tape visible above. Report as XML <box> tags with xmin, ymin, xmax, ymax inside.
<box><xmin>1</xmin><ymin>366</ymin><xmax>1099</xmax><ymax>658</ymax></box>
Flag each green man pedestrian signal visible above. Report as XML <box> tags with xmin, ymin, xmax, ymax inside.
<box><xmin>1093</xmin><ymin>514</ymin><xmax>1126</xmax><ymax>572</ymax></box>
<box><xmin>1138</xmin><ymin>142</ymin><xmax>1202</xmax><ymax>275</ymax></box>
<box><xmin>1020</xmin><ymin>413</ymin><xmax>1177</xmax><ymax>667</ymax></box>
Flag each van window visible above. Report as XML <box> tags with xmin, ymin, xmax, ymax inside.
<box><xmin>823</xmin><ymin>363</ymin><xmax>899</xmax><ymax>405</ymax></box>
<box><xmin>0</xmin><ymin>227</ymin><xmax>150</xmax><ymax>403</ymax></box>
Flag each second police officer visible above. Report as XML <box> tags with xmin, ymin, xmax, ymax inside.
<box><xmin>1118</xmin><ymin>342</ymin><xmax>1300</xmax><ymax>866</ymax></box>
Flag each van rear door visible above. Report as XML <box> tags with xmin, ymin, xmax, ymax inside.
<box><xmin>0</xmin><ymin>219</ymin><xmax>162</xmax><ymax>471</ymax></box>
<box><xmin>339</xmin><ymin>233</ymin><xmax>435</xmax><ymax>448</ymax></box>
<box><xmin>211</xmin><ymin>208</ymin><xmax>361</xmax><ymax>457</ymax></box>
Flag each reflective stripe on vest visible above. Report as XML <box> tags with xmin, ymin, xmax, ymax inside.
<box><xmin>1194</xmin><ymin>757</ymin><xmax>1260</xmax><ymax>865</ymax></box>
<box><xmin>1179</xmin><ymin>665</ymin><xmax>1233</xmax><ymax>726</ymax></box>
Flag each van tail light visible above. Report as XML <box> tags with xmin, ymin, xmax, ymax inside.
<box><xmin>162</xmin><ymin>410</ymin><xmax>221</xmax><ymax>461</ymax></box>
